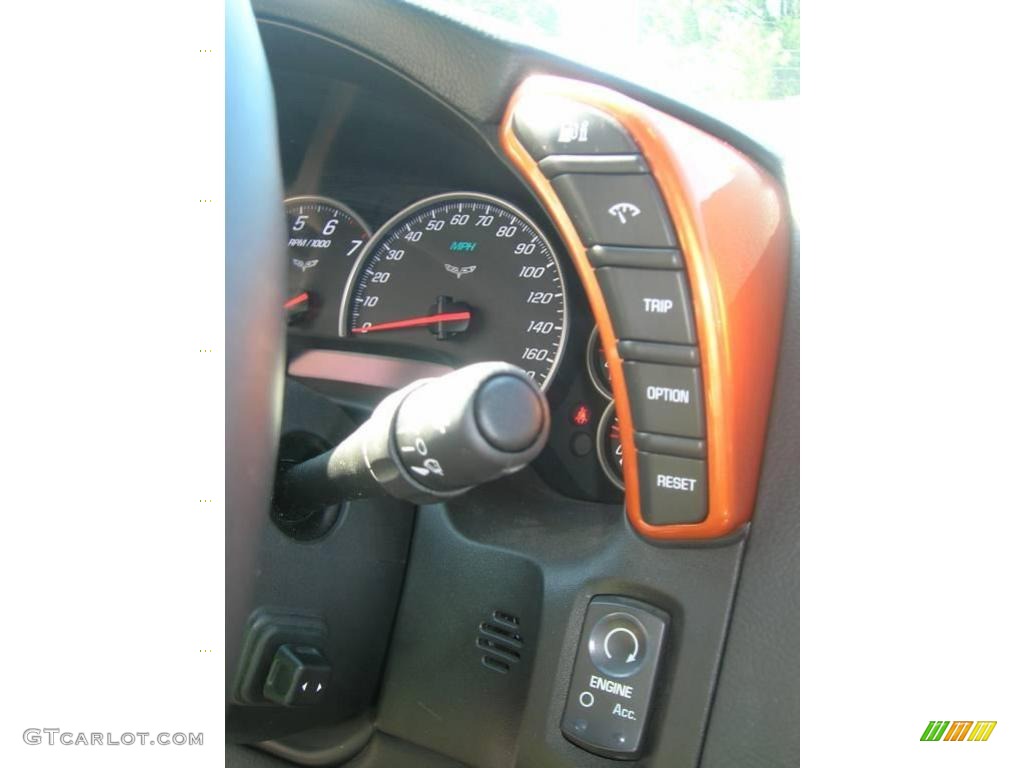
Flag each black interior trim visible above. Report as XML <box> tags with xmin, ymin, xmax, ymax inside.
<box><xmin>235</xmin><ymin>1</ymin><xmax>799</xmax><ymax>764</ymax></box>
<box><xmin>252</xmin><ymin>0</ymin><xmax>786</xmax><ymax>180</ymax></box>
<box><xmin>700</xmin><ymin>231</ymin><xmax>800</xmax><ymax>768</ymax></box>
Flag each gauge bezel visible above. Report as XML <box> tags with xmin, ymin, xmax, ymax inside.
<box><xmin>338</xmin><ymin>190</ymin><xmax>569</xmax><ymax>392</ymax></box>
<box><xmin>597</xmin><ymin>402</ymin><xmax>625</xmax><ymax>491</ymax></box>
<box><xmin>283</xmin><ymin>194</ymin><xmax>372</xmax><ymax>237</ymax></box>
<box><xmin>586</xmin><ymin>326</ymin><xmax>613</xmax><ymax>400</ymax></box>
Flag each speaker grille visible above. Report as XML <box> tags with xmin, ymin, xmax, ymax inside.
<box><xmin>477</xmin><ymin>610</ymin><xmax>523</xmax><ymax>673</ymax></box>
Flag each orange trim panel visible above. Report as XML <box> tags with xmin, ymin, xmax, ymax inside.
<box><xmin>500</xmin><ymin>76</ymin><xmax>790</xmax><ymax>540</ymax></box>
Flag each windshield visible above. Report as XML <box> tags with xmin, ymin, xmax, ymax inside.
<box><xmin>408</xmin><ymin>0</ymin><xmax>799</xmax><ymax>156</ymax></box>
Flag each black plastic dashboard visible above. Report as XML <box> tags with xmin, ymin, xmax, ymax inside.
<box><xmin>228</xmin><ymin>3</ymin><xmax>798</xmax><ymax>767</ymax></box>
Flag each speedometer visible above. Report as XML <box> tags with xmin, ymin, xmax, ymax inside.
<box><xmin>341</xmin><ymin>192</ymin><xmax>567</xmax><ymax>390</ymax></box>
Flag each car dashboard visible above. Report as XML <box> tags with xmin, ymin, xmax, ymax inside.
<box><xmin>226</xmin><ymin>8</ymin><xmax>798</xmax><ymax>767</ymax></box>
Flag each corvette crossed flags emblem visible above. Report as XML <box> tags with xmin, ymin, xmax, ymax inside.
<box><xmin>444</xmin><ymin>264</ymin><xmax>477</xmax><ymax>279</ymax></box>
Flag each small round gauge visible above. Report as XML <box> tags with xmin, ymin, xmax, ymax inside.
<box><xmin>342</xmin><ymin>192</ymin><xmax>568</xmax><ymax>390</ymax></box>
<box><xmin>587</xmin><ymin>327</ymin><xmax>612</xmax><ymax>399</ymax></box>
<box><xmin>284</xmin><ymin>195</ymin><xmax>371</xmax><ymax>332</ymax></box>
<box><xmin>597</xmin><ymin>403</ymin><xmax>624</xmax><ymax>490</ymax></box>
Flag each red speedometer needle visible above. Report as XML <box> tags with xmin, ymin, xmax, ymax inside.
<box><xmin>284</xmin><ymin>291</ymin><xmax>310</xmax><ymax>310</ymax></box>
<box><xmin>352</xmin><ymin>310</ymin><xmax>472</xmax><ymax>334</ymax></box>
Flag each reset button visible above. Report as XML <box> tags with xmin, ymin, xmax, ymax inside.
<box><xmin>637</xmin><ymin>451</ymin><xmax>708</xmax><ymax>524</ymax></box>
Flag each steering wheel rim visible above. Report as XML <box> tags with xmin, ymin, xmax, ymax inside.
<box><xmin>225</xmin><ymin>0</ymin><xmax>286</xmax><ymax>704</ymax></box>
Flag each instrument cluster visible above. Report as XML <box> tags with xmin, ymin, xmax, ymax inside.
<box><xmin>269</xmin><ymin>28</ymin><xmax>622</xmax><ymax>503</ymax></box>
<box><xmin>282</xmin><ymin>188</ymin><xmax>622</xmax><ymax>502</ymax></box>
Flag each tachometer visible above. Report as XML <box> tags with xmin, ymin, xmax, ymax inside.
<box><xmin>284</xmin><ymin>195</ymin><xmax>370</xmax><ymax>333</ymax></box>
<box><xmin>341</xmin><ymin>192</ymin><xmax>568</xmax><ymax>390</ymax></box>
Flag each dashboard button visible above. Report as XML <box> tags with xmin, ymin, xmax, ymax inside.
<box><xmin>551</xmin><ymin>174</ymin><xmax>676</xmax><ymax>247</ymax></box>
<box><xmin>262</xmin><ymin>645</ymin><xmax>332</xmax><ymax>707</ymax></box>
<box><xmin>588</xmin><ymin>612</ymin><xmax>648</xmax><ymax>678</ymax></box>
<box><xmin>637</xmin><ymin>452</ymin><xmax>708</xmax><ymax>524</ymax></box>
<box><xmin>561</xmin><ymin>596</ymin><xmax>669</xmax><ymax>759</ymax></box>
<box><xmin>623</xmin><ymin>361</ymin><xmax>705</xmax><ymax>437</ymax></box>
<box><xmin>512</xmin><ymin>97</ymin><xmax>637</xmax><ymax>158</ymax></box>
<box><xmin>570</xmin><ymin>432</ymin><xmax>594</xmax><ymax>457</ymax></box>
<box><xmin>597</xmin><ymin>267</ymin><xmax>696</xmax><ymax>344</ymax></box>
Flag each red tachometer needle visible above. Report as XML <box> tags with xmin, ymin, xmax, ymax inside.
<box><xmin>284</xmin><ymin>292</ymin><xmax>310</xmax><ymax>310</ymax></box>
<box><xmin>352</xmin><ymin>310</ymin><xmax>472</xmax><ymax>334</ymax></box>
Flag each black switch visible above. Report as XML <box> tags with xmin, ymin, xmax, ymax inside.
<box><xmin>512</xmin><ymin>96</ymin><xmax>637</xmax><ymax>159</ymax></box>
<box><xmin>262</xmin><ymin>645</ymin><xmax>331</xmax><ymax>707</ymax></box>
<box><xmin>562</xmin><ymin>596</ymin><xmax>669</xmax><ymax>759</ymax></box>
<box><xmin>637</xmin><ymin>452</ymin><xmax>708</xmax><ymax>524</ymax></box>
<box><xmin>551</xmin><ymin>174</ymin><xmax>676</xmax><ymax>248</ymax></box>
<box><xmin>596</xmin><ymin>267</ymin><xmax>696</xmax><ymax>345</ymax></box>
<box><xmin>623</xmin><ymin>361</ymin><xmax>705</xmax><ymax>437</ymax></box>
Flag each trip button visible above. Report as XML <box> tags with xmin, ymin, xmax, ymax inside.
<box><xmin>596</xmin><ymin>267</ymin><xmax>695</xmax><ymax>344</ymax></box>
<box><xmin>551</xmin><ymin>174</ymin><xmax>676</xmax><ymax>247</ymax></box>
<box><xmin>623</xmin><ymin>361</ymin><xmax>705</xmax><ymax>437</ymax></box>
<box><xmin>637</xmin><ymin>452</ymin><xmax>708</xmax><ymax>524</ymax></box>
<box><xmin>512</xmin><ymin>97</ymin><xmax>637</xmax><ymax>159</ymax></box>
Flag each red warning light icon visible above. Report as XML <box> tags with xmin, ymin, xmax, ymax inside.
<box><xmin>571</xmin><ymin>404</ymin><xmax>592</xmax><ymax>426</ymax></box>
